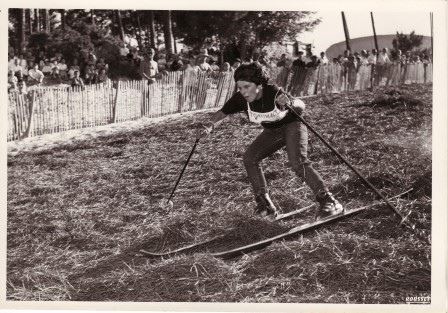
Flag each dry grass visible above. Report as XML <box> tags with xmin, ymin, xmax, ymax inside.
<box><xmin>7</xmin><ymin>84</ymin><xmax>431</xmax><ymax>303</ymax></box>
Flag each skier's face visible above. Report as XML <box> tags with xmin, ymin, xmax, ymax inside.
<box><xmin>237</xmin><ymin>80</ymin><xmax>261</xmax><ymax>103</ymax></box>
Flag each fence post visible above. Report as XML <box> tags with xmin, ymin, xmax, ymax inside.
<box><xmin>20</xmin><ymin>90</ymin><xmax>36</xmax><ymax>140</ymax></box>
<box><xmin>110</xmin><ymin>81</ymin><xmax>119</xmax><ymax>124</ymax></box>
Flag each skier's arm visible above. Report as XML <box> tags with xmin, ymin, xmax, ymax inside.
<box><xmin>275</xmin><ymin>93</ymin><xmax>306</xmax><ymax>114</ymax></box>
<box><xmin>196</xmin><ymin>110</ymin><xmax>227</xmax><ymax>139</ymax></box>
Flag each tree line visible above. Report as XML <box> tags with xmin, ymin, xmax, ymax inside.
<box><xmin>9</xmin><ymin>9</ymin><xmax>320</xmax><ymax>62</ymax></box>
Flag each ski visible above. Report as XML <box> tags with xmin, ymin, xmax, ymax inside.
<box><xmin>139</xmin><ymin>189</ymin><xmax>412</xmax><ymax>259</ymax></box>
<box><xmin>139</xmin><ymin>203</ymin><xmax>316</xmax><ymax>258</ymax></box>
<box><xmin>275</xmin><ymin>203</ymin><xmax>315</xmax><ymax>221</ymax></box>
<box><xmin>139</xmin><ymin>233</ymin><xmax>227</xmax><ymax>258</ymax></box>
<box><xmin>211</xmin><ymin>189</ymin><xmax>413</xmax><ymax>259</ymax></box>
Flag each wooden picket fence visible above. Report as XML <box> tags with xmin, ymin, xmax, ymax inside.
<box><xmin>270</xmin><ymin>62</ymin><xmax>433</xmax><ymax>96</ymax></box>
<box><xmin>7</xmin><ymin>62</ymin><xmax>432</xmax><ymax>142</ymax></box>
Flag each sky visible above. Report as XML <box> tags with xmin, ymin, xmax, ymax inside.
<box><xmin>299</xmin><ymin>11</ymin><xmax>432</xmax><ymax>53</ymax></box>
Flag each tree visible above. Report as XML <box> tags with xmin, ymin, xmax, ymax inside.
<box><xmin>173</xmin><ymin>11</ymin><xmax>320</xmax><ymax>60</ymax></box>
<box><xmin>135</xmin><ymin>11</ymin><xmax>144</xmax><ymax>51</ymax></box>
<box><xmin>42</xmin><ymin>9</ymin><xmax>50</xmax><ymax>33</ymax></box>
<box><xmin>19</xmin><ymin>9</ymin><xmax>26</xmax><ymax>53</ymax></box>
<box><xmin>147</xmin><ymin>11</ymin><xmax>156</xmax><ymax>48</ymax></box>
<box><xmin>26</xmin><ymin>9</ymin><xmax>32</xmax><ymax>35</ymax></box>
<box><xmin>392</xmin><ymin>31</ymin><xmax>423</xmax><ymax>53</ymax></box>
<box><xmin>60</xmin><ymin>9</ymin><xmax>65</xmax><ymax>30</ymax></box>
<box><xmin>162</xmin><ymin>10</ymin><xmax>174</xmax><ymax>58</ymax></box>
<box><xmin>116</xmin><ymin>10</ymin><xmax>125</xmax><ymax>41</ymax></box>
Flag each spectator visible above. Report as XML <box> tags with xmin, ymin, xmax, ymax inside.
<box><xmin>257</xmin><ymin>53</ymin><xmax>269</xmax><ymax>66</ymax></box>
<box><xmin>18</xmin><ymin>54</ymin><xmax>28</xmax><ymax>70</ymax></box>
<box><xmin>220</xmin><ymin>62</ymin><xmax>231</xmax><ymax>72</ymax></box>
<box><xmin>120</xmin><ymin>43</ymin><xmax>130</xmax><ymax>57</ymax></box>
<box><xmin>68</xmin><ymin>59</ymin><xmax>81</xmax><ymax>80</ymax></box>
<box><xmin>85</xmin><ymin>64</ymin><xmax>98</xmax><ymax>84</ymax></box>
<box><xmin>290</xmin><ymin>51</ymin><xmax>307</xmax><ymax>95</ymax></box>
<box><xmin>87</xmin><ymin>49</ymin><xmax>97</xmax><ymax>66</ymax></box>
<box><xmin>140</xmin><ymin>48</ymin><xmax>159</xmax><ymax>84</ymax></box>
<box><xmin>10</xmin><ymin>58</ymin><xmax>23</xmax><ymax>76</ymax></box>
<box><xmin>243</xmin><ymin>56</ymin><xmax>254</xmax><ymax>64</ymax></box>
<box><xmin>18</xmin><ymin>54</ymin><xmax>28</xmax><ymax>80</ymax></box>
<box><xmin>377</xmin><ymin>48</ymin><xmax>391</xmax><ymax>65</ymax></box>
<box><xmin>58</xmin><ymin>59</ymin><xmax>68</xmax><ymax>79</ymax></box>
<box><xmin>51</xmin><ymin>60</ymin><xmax>60</xmax><ymax>80</ymax></box>
<box><xmin>376</xmin><ymin>48</ymin><xmax>391</xmax><ymax>85</ymax></box>
<box><xmin>209</xmin><ymin>59</ymin><xmax>220</xmax><ymax>71</ymax></box>
<box><xmin>336</xmin><ymin>55</ymin><xmax>344</xmax><ymax>64</ymax></box>
<box><xmin>198</xmin><ymin>57</ymin><xmax>212</xmax><ymax>72</ymax></box>
<box><xmin>17</xmin><ymin>78</ymin><xmax>27</xmax><ymax>95</ymax></box>
<box><xmin>27</xmin><ymin>63</ymin><xmax>45</xmax><ymax>86</ymax></box>
<box><xmin>319</xmin><ymin>52</ymin><xmax>329</xmax><ymax>65</ymax></box>
<box><xmin>8</xmin><ymin>70</ymin><xmax>18</xmax><ymax>92</ymax></box>
<box><xmin>37</xmin><ymin>51</ymin><xmax>45</xmax><ymax>63</ymax></box>
<box><xmin>71</xmin><ymin>70</ymin><xmax>84</xmax><ymax>88</ymax></box>
<box><xmin>368</xmin><ymin>49</ymin><xmax>378</xmax><ymax>65</ymax></box>
<box><xmin>96</xmin><ymin>68</ymin><xmax>109</xmax><ymax>83</ymax></box>
<box><xmin>391</xmin><ymin>49</ymin><xmax>402</xmax><ymax>62</ymax></box>
<box><xmin>128</xmin><ymin>47</ymin><xmax>141</xmax><ymax>66</ymax></box>
<box><xmin>292</xmin><ymin>51</ymin><xmax>305</xmax><ymax>67</ymax></box>
<box><xmin>8</xmin><ymin>55</ymin><xmax>18</xmax><ymax>72</ymax></box>
<box><xmin>277</xmin><ymin>54</ymin><xmax>287</xmax><ymax>67</ymax></box>
<box><xmin>343</xmin><ymin>49</ymin><xmax>351</xmax><ymax>59</ymax></box>
<box><xmin>347</xmin><ymin>55</ymin><xmax>358</xmax><ymax>90</ymax></box>
<box><xmin>183</xmin><ymin>60</ymin><xmax>196</xmax><ymax>72</ymax></box>
<box><xmin>51</xmin><ymin>52</ymin><xmax>63</xmax><ymax>62</ymax></box>
<box><xmin>41</xmin><ymin>59</ymin><xmax>53</xmax><ymax>76</ymax></box>
<box><xmin>354</xmin><ymin>52</ymin><xmax>361</xmax><ymax>64</ymax></box>
<box><xmin>96</xmin><ymin>58</ymin><xmax>108</xmax><ymax>72</ymax></box>
<box><xmin>360</xmin><ymin>50</ymin><xmax>369</xmax><ymax>64</ymax></box>
<box><xmin>170</xmin><ymin>54</ymin><xmax>184</xmax><ymax>71</ymax></box>
<box><xmin>303</xmin><ymin>49</ymin><xmax>313</xmax><ymax>64</ymax></box>
<box><xmin>232</xmin><ymin>58</ymin><xmax>241</xmax><ymax>71</ymax></box>
<box><xmin>306</xmin><ymin>55</ymin><xmax>320</xmax><ymax>68</ymax></box>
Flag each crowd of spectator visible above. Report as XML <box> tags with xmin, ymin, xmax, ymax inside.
<box><xmin>275</xmin><ymin>47</ymin><xmax>431</xmax><ymax>69</ymax></box>
<box><xmin>8</xmin><ymin>49</ymin><xmax>111</xmax><ymax>93</ymax></box>
<box><xmin>8</xmin><ymin>41</ymin><xmax>432</xmax><ymax>94</ymax></box>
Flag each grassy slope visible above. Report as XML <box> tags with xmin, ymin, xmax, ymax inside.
<box><xmin>7</xmin><ymin>84</ymin><xmax>431</xmax><ymax>303</ymax></box>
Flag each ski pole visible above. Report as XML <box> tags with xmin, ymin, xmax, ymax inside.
<box><xmin>284</xmin><ymin>101</ymin><xmax>414</xmax><ymax>229</ymax></box>
<box><xmin>167</xmin><ymin>137</ymin><xmax>200</xmax><ymax>206</ymax></box>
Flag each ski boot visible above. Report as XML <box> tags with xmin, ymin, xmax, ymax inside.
<box><xmin>316</xmin><ymin>191</ymin><xmax>344</xmax><ymax>219</ymax></box>
<box><xmin>254</xmin><ymin>193</ymin><xmax>279</xmax><ymax>219</ymax></box>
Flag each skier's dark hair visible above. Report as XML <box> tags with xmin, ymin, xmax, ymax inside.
<box><xmin>234</xmin><ymin>62</ymin><xmax>269</xmax><ymax>86</ymax></box>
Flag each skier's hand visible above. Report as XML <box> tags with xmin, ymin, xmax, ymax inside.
<box><xmin>195</xmin><ymin>123</ymin><xmax>214</xmax><ymax>139</ymax></box>
<box><xmin>275</xmin><ymin>93</ymin><xmax>291</xmax><ymax>110</ymax></box>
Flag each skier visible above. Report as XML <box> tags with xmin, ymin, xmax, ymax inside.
<box><xmin>197</xmin><ymin>62</ymin><xmax>343</xmax><ymax>219</ymax></box>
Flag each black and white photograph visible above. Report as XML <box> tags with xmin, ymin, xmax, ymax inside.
<box><xmin>2</xmin><ymin>1</ymin><xmax>447</xmax><ymax>311</ymax></box>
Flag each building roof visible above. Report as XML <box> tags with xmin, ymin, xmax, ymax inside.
<box><xmin>325</xmin><ymin>34</ymin><xmax>431</xmax><ymax>58</ymax></box>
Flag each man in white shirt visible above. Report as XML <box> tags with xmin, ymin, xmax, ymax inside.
<box><xmin>376</xmin><ymin>48</ymin><xmax>391</xmax><ymax>65</ymax></box>
<box><xmin>9</xmin><ymin>58</ymin><xmax>23</xmax><ymax>76</ymax></box>
<box><xmin>376</xmin><ymin>48</ymin><xmax>392</xmax><ymax>86</ymax></box>
<box><xmin>41</xmin><ymin>59</ymin><xmax>53</xmax><ymax>75</ymax></box>
<box><xmin>28</xmin><ymin>63</ymin><xmax>45</xmax><ymax>86</ymax></box>
<box><xmin>8</xmin><ymin>56</ymin><xmax>18</xmax><ymax>71</ymax></box>
<box><xmin>319</xmin><ymin>52</ymin><xmax>329</xmax><ymax>65</ymax></box>
<box><xmin>367</xmin><ymin>49</ymin><xmax>377</xmax><ymax>65</ymax></box>
<box><xmin>58</xmin><ymin>59</ymin><xmax>68</xmax><ymax>79</ymax></box>
<box><xmin>140</xmin><ymin>48</ymin><xmax>159</xmax><ymax>84</ymax></box>
<box><xmin>120</xmin><ymin>43</ymin><xmax>130</xmax><ymax>57</ymax></box>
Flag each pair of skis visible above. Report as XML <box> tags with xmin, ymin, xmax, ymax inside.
<box><xmin>139</xmin><ymin>189</ymin><xmax>412</xmax><ymax>259</ymax></box>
